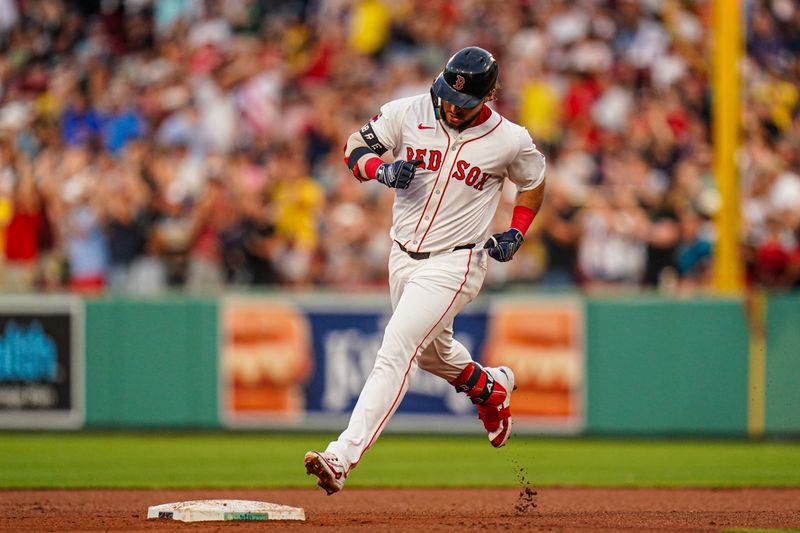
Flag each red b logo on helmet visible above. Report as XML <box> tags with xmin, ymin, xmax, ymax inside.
<box><xmin>454</xmin><ymin>75</ymin><xmax>465</xmax><ymax>90</ymax></box>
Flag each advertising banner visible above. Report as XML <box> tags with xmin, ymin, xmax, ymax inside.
<box><xmin>220</xmin><ymin>296</ymin><xmax>584</xmax><ymax>434</ymax></box>
<box><xmin>220</xmin><ymin>298</ymin><xmax>313</xmax><ymax>425</ymax></box>
<box><xmin>482</xmin><ymin>298</ymin><xmax>585</xmax><ymax>433</ymax></box>
<box><xmin>0</xmin><ymin>296</ymin><xmax>84</xmax><ymax>428</ymax></box>
<box><xmin>301</xmin><ymin>306</ymin><xmax>488</xmax><ymax>432</ymax></box>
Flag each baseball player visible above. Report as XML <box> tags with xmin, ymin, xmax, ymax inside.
<box><xmin>305</xmin><ymin>46</ymin><xmax>546</xmax><ymax>495</ymax></box>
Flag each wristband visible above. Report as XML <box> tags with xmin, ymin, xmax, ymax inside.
<box><xmin>363</xmin><ymin>157</ymin><xmax>384</xmax><ymax>180</ymax></box>
<box><xmin>510</xmin><ymin>205</ymin><xmax>536</xmax><ymax>234</ymax></box>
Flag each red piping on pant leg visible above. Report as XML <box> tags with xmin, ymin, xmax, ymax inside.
<box><xmin>346</xmin><ymin>249</ymin><xmax>474</xmax><ymax>474</ymax></box>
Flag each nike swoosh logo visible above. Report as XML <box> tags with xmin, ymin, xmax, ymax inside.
<box><xmin>417</xmin><ymin>124</ymin><xmax>435</xmax><ymax>130</ymax></box>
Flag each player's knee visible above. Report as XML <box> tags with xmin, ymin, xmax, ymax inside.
<box><xmin>380</xmin><ymin>327</ymin><xmax>423</xmax><ymax>360</ymax></box>
<box><xmin>372</xmin><ymin>348</ymin><xmax>411</xmax><ymax>375</ymax></box>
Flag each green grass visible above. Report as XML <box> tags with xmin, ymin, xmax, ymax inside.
<box><xmin>0</xmin><ymin>432</ymin><xmax>798</xmax><ymax>489</ymax></box>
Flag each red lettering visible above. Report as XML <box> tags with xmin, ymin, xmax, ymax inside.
<box><xmin>465</xmin><ymin>167</ymin><xmax>481</xmax><ymax>186</ymax></box>
<box><xmin>452</xmin><ymin>160</ymin><xmax>469</xmax><ymax>180</ymax></box>
<box><xmin>474</xmin><ymin>172</ymin><xmax>491</xmax><ymax>191</ymax></box>
<box><xmin>406</xmin><ymin>147</ymin><xmax>414</xmax><ymax>161</ymax></box>
<box><xmin>414</xmin><ymin>149</ymin><xmax>428</xmax><ymax>168</ymax></box>
<box><xmin>428</xmin><ymin>150</ymin><xmax>442</xmax><ymax>171</ymax></box>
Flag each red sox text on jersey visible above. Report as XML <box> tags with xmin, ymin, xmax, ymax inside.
<box><xmin>351</xmin><ymin>93</ymin><xmax>545</xmax><ymax>255</ymax></box>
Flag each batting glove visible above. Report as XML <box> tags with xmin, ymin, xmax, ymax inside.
<box><xmin>376</xmin><ymin>159</ymin><xmax>424</xmax><ymax>189</ymax></box>
<box><xmin>484</xmin><ymin>229</ymin><xmax>524</xmax><ymax>262</ymax></box>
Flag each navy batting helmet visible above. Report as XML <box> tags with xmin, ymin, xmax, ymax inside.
<box><xmin>432</xmin><ymin>46</ymin><xmax>498</xmax><ymax>109</ymax></box>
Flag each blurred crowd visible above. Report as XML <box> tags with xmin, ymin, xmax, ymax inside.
<box><xmin>0</xmin><ymin>0</ymin><xmax>798</xmax><ymax>294</ymax></box>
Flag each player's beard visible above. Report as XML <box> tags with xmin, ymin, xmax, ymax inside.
<box><xmin>441</xmin><ymin>103</ymin><xmax>484</xmax><ymax>131</ymax></box>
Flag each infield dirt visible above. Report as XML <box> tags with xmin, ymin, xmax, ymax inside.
<box><xmin>1</xmin><ymin>487</ymin><xmax>798</xmax><ymax>532</ymax></box>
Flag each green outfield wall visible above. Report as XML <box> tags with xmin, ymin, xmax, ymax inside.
<box><xmin>84</xmin><ymin>298</ymin><xmax>219</xmax><ymax>427</ymax></box>
<box><xmin>72</xmin><ymin>294</ymin><xmax>799</xmax><ymax>435</ymax></box>
<box><xmin>765</xmin><ymin>295</ymin><xmax>800</xmax><ymax>434</ymax></box>
<box><xmin>585</xmin><ymin>298</ymin><xmax>749</xmax><ymax>435</ymax></box>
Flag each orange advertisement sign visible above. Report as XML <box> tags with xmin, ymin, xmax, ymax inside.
<box><xmin>482</xmin><ymin>299</ymin><xmax>584</xmax><ymax>432</ymax></box>
<box><xmin>221</xmin><ymin>298</ymin><xmax>312</xmax><ymax>425</ymax></box>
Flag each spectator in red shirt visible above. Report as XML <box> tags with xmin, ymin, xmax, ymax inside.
<box><xmin>4</xmin><ymin>159</ymin><xmax>44</xmax><ymax>291</ymax></box>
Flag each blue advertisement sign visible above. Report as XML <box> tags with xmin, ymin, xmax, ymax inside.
<box><xmin>221</xmin><ymin>296</ymin><xmax>584</xmax><ymax>434</ymax></box>
<box><xmin>304</xmin><ymin>309</ymin><xmax>489</xmax><ymax>418</ymax></box>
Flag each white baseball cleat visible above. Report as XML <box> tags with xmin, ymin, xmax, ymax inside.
<box><xmin>304</xmin><ymin>450</ymin><xmax>346</xmax><ymax>495</ymax></box>
<box><xmin>476</xmin><ymin>366</ymin><xmax>515</xmax><ymax>448</ymax></box>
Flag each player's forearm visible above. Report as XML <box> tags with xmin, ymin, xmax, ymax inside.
<box><xmin>516</xmin><ymin>179</ymin><xmax>545</xmax><ymax>213</ymax></box>
<box><xmin>344</xmin><ymin>131</ymin><xmax>384</xmax><ymax>181</ymax></box>
<box><xmin>510</xmin><ymin>179</ymin><xmax>545</xmax><ymax>235</ymax></box>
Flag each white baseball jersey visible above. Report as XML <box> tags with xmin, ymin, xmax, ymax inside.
<box><xmin>324</xmin><ymin>93</ymin><xmax>545</xmax><ymax>478</ymax></box>
<box><xmin>361</xmin><ymin>93</ymin><xmax>545</xmax><ymax>253</ymax></box>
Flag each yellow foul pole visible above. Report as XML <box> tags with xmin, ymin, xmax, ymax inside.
<box><xmin>712</xmin><ymin>0</ymin><xmax>744</xmax><ymax>292</ymax></box>
<box><xmin>714</xmin><ymin>1</ymin><xmax>764</xmax><ymax>438</ymax></box>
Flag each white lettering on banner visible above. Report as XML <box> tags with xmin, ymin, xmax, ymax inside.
<box><xmin>322</xmin><ymin>329</ymin><xmax>382</xmax><ymax>411</ymax></box>
<box><xmin>0</xmin><ymin>385</ymin><xmax>57</xmax><ymax>408</ymax></box>
<box><xmin>321</xmin><ymin>328</ymin><xmax>474</xmax><ymax>415</ymax></box>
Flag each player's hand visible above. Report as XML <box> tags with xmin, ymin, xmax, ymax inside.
<box><xmin>376</xmin><ymin>159</ymin><xmax>424</xmax><ymax>189</ymax></box>
<box><xmin>483</xmin><ymin>229</ymin><xmax>524</xmax><ymax>262</ymax></box>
